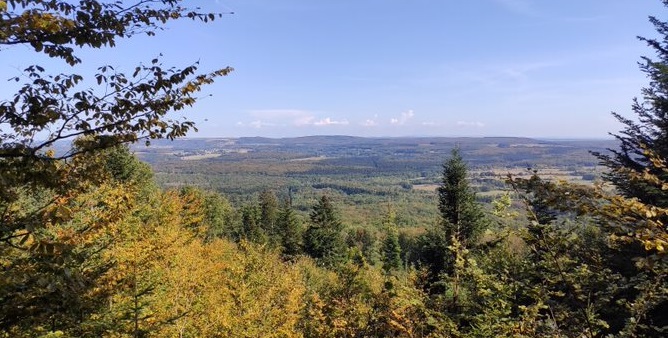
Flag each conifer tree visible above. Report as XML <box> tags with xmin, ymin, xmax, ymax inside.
<box><xmin>276</xmin><ymin>201</ymin><xmax>302</xmax><ymax>258</ymax></box>
<box><xmin>381</xmin><ymin>209</ymin><xmax>402</xmax><ymax>273</ymax></box>
<box><xmin>437</xmin><ymin>148</ymin><xmax>486</xmax><ymax>248</ymax></box>
<box><xmin>382</xmin><ymin>226</ymin><xmax>402</xmax><ymax>273</ymax></box>
<box><xmin>258</xmin><ymin>189</ymin><xmax>279</xmax><ymax>239</ymax></box>
<box><xmin>303</xmin><ymin>195</ymin><xmax>345</xmax><ymax>267</ymax></box>
<box><xmin>240</xmin><ymin>205</ymin><xmax>266</xmax><ymax>244</ymax></box>
<box><xmin>590</xmin><ymin>3</ymin><xmax>668</xmax><ymax>333</ymax></box>
<box><xmin>417</xmin><ymin>225</ymin><xmax>449</xmax><ymax>288</ymax></box>
<box><xmin>418</xmin><ymin>148</ymin><xmax>487</xmax><ymax>284</ymax></box>
<box><xmin>592</xmin><ymin>1</ymin><xmax>668</xmax><ymax>207</ymax></box>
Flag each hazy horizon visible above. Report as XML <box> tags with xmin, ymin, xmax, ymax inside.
<box><xmin>170</xmin><ymin>134</ymin><xmax>617</xmax><ymax>141</ymax></box>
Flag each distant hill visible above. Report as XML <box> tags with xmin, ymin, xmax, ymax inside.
<box><xmin>132</xmin><ymin>135</ymin><xmax>617</xmax><ymax>169</ymax></box>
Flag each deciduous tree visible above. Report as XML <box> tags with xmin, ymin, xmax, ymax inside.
<box><xmin>0</xmin><ymin>0</ymin><xmax>231</xmax><ymax>247</ymax></box>
<box><xmin>0</xmin><ymin>0</ymin><xmax>231</xmax><ymax>161</ymax></box>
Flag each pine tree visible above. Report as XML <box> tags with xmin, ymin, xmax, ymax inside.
<box><xmin>382</xmin><ymin>226</ymin><xmax>402</xmax><ymax>273</ymax></box>
<box><xmin>276</xmin><ymin>202</ymin><xmax>302</xmax><ymax>258</ymax></box>
<box><xmin>258</xmin><ymin>189</ymin><xmax>278</xmax><ymax>240</ymax></box>
<box><xmin>240</xmin><ymin>205</ymin><xmax>266</xmax><ymax>244</ymax></box>
<box><xmin>417</xmin><ymin>148</ymin><xmax>487</xmax><ymax>287</ymax></box>
<box><xmin>589</xmin><ymin>4</ymin><xmax>668</xmax><ymax>334</ymax></box>
<box><xmin>303</xmin><ymin>195</ymin><xmax>345</xmax><ymax>267</ymax></box>
<box><xmin>437</xmin><ymin>148</ymin><xmax>486</xmax><ymax>247</ymax></box>
<box><xmin>381</xmin><ymin>209</ymin><xmax>402</xmax><ymax>273</ymax></box>
<box><xmin>592</xmin><ymin>2</ymin><xmax>668</xmax><ymax>207</ymax></box>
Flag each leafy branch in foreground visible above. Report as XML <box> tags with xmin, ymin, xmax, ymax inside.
<box><xmin>0</xmin><ymin>0</ymin><xmax>233</xmax><ymax>163</ymax></box>
<box><xmin>1</xmin><ymin>60</ymin><xmax>231</xmax><ymax>161</ymax></box>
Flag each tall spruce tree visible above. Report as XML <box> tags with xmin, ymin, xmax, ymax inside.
<box><xmin>591</xmin><ymin>3</ymin><xmax>668</xmax><ymax>334</ymax></box>
<box><xmin>437</xmin><ymin>148</ymin><xmax>486</xmax><ymax>247</ymax></box>
<box><xmin>276</xmin><ymin>201</ymin><xmax>302</xmax><ymax>258</ymax></box>
<box><xmin>418</xmin><ymin>148</ymin><xmax>486</xmax><ymax>284</ymax></box>
<box><xmin>241</xmin><ymin>205</ymin><xmax>266</xmax><ymax>244</ymax></box>
<box><xmin>303</xmin><ymin>195</ymin><xmax>345</xmax><ymax>267</ymax></box>
<box><xmin>592</xmin><ymin>1</ymin><xmax>668</xmax><ymax>207</ymax></box>
<box><xmin>381</xmin><ymin>210</ymin><xmax>402</xmax><ymax>273</ymax></box>
<box><xmin>258</xmin><ymin>190</ymin><xmax>279</xmax><ymax>238</ymax></box>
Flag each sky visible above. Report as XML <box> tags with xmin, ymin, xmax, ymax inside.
<box><xmin>1</xmin><ymin>0</ymin><xmax>667</xmax><ymax>138</ymax></box>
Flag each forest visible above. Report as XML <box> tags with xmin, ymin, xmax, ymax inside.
<box><xmin>135</xmin><ymin>136</ymin><xmax>612</xmax><ymax>228</ymax></box>
<box><xmin>0</xmin><ymin>1</ymin><xmax>667</xmax><ymax>337</ymax></box>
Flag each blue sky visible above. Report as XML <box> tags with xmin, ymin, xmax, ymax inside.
<box><xmin>2</xmin><ymin>0</ymin><xmax>666</xmax><ymax>138</ymax></box>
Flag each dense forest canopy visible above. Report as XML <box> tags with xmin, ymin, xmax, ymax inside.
<box><xmin>0</xmin><ymin>0</ymin><xmax>667</xmax><ymax>337</ymax></box>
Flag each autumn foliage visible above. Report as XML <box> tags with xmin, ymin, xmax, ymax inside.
<box><xmin>1</xmin><ymin>1</ymin><xmax>668</xmax><ymax>337</ymax></box>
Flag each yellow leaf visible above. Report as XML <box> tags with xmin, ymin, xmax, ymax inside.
<box><xmin>645</xmin><ymin>209</ymin><xmax>656</xmax><ymax>218</ymax></box>
<box><xmin>55</xmin><ymin>205</ymin><xmax>72</xmax><ymax>221</ymax></box>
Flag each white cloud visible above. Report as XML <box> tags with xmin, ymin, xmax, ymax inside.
<box><xmin>421</xmin><ymin>121</ymin><xmax>440</xmax><ymax>126</ymax></box>
<box><xmin>390</xmin><ymin>110</ymin><xmax>415</xmax><ymax>125</ymax></box>
<box><xmin>245</xmin><ymin>109</ymin><xmax>348</xmax><ymax>128</ymax></box>
<box><xmin>249</xmin><ymin>120</ymin><xmax>279</xmax><ymax>128</ymax></box>
<box><xmin>248</xmin><ymin>109</ymin><xmax>315</xmax><ymax>126</ymax></box>
<box><xmin>313</xmin><ymin>117</ymin><xmax>349</xmax><ymax>126</ymax></box>
<box><xmin>361</xmin><ymin>119</ymin><xmax>378</xmax><ymax>127</ymax></box>
<box><xmin>456</xmin><ymin>121</ymin><xmax>485</xmax><ymax>128</ymax></box>
<box><xmin>294</xmin><ymin>116</ymin><xmax>315</xmax><ymax>126</ymax></box>
<box><xmin>500</xmin><ymin>61</ymin><xmax>560</xmax><ymax>81</ymax></box>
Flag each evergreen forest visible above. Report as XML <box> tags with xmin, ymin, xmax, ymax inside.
<box><xmin>0</xmin><ymin>1</ymin><xmax>667</xmax><ymax>337</ymax></box>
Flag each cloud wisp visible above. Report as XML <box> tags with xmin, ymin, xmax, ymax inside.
<box><xmin>244</xmin><ymin>109</ymin><xmax>350</xmax><ymax>128</ymax></box>
<box><xmin>360</xmin><ymin>114</ymin><xmax>379</xmax><ymax>127</ymax></box>
<box><xmin>390</xmin><ymin>110</ymin><xmax>415</xmax><ymax>125</ymax></box>
<box><xmin>456</xmin><ymin>120</ymin><xmax>485</xmax><ymax>128</ymax></box>
<box><xmin>313</xmin><ymin>117</ymin><xmax>349</xmax><ymax>126</ymax></box>
<box><xmin>361</xmin><ymin>119</ymin><xmax>378</xmax><ymax>127</ymax></box>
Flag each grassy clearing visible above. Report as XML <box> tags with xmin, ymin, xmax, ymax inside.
<box><xmin>181</xmin><ymin>153</ymin><xmax>222</xmax><ymax>160</ymax></box>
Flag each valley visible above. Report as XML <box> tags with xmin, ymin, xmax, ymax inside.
<box><xmin>135</xmin><ymin>136</ymin><xmax>616</xmax><ymax>228</ymax></box>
